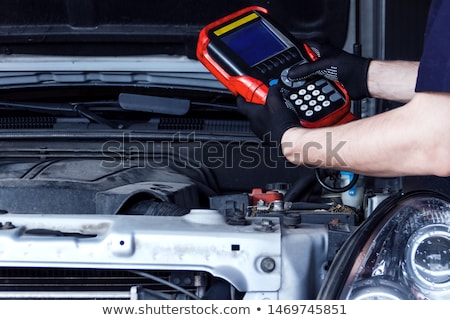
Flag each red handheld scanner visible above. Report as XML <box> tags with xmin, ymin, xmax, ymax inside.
<box><xmin>196</xmin><ymin>6</ymin><xmax>354</xmax><ymax>127</ymax></box>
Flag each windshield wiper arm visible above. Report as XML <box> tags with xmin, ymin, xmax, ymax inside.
<box><xmin>0</xmin><ymin>95</ymin><xmax>238</xmax><ymax>129</ymax></box>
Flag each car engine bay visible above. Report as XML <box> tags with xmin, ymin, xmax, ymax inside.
<box><xmin>0</xmin><ymin>114</ymin><xmax>405</xmax><ymax>299</ymax></box>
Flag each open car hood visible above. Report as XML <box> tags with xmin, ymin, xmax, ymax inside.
<box><xmin>0</xmin><ymin>0</ymin><xmax>350</xmax><ymax>58</ymax></box>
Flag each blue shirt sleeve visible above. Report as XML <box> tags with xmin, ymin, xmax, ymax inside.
<box><xmin>415</xmin><ymin>0</ymin><xmax>450</xmax><ymax>93</ymax></box>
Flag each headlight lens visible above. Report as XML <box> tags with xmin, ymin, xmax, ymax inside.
<box><xmin>317</xmin><ymin>191</ymin><xmax>450</xmax><ymax>300</ymax></box>
<box><xmin>404</xmin><ymin>224</ymin><xmax>449</xmax><ymax>294</ymax></box>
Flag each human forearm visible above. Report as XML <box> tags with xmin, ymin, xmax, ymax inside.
<box><xmin>281</xmin><ymin>92</ymin><xmax>450</xmax><ymax>177</ymax></box>
<box><xmin>367</xmin><ymin>60</ymin><xmax>419</xmax><ymax>103</ymax></box>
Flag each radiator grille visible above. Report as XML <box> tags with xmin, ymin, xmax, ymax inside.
<box><xmin>0</xmin><ymin>267</ymin><xmax>199</xmax><ymax>299</ymax></box>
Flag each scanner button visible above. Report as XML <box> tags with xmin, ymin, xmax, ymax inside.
<box><xmin>305</xmin><ymin>110</ymin><xmax>314</xmax><ymax>117</ymax></box>
<box><xmin>322</xmin><ymin>85</ymin><xmax>334</xmax><ymax>94</ymax></box>
<box><xmin>330</xmin><ymin>92</ymin><xmax>343</xmax><ymax>102</ymax></box>
<box><xmin>256</xmin><ymin>65</ymin><xmax>267</xmax><ymax>74</ymax></box>
<box><xmin>304</xmin><ymin>94</ymin><xmax>312</xmax><ymax>101</ymax></box>
<box><xmin>283</xmin><ymin>53</ymin><xmax>292</xmax><ymax>62</ymax></box>
<box><xmin>269</xmin><ymin>79</ymin><xmax>279</xmax><ymax>86</ymax></box>
<box><xmin>323</xmin><ymin>101</ymin><xmax>331</xmax><ymax>107</ymax></box>
<box><xmin>280</xmin><ymin>77</ymin><xmax>292</xmax><ymax>87</ymax></box>
<box><xmin>292</xmin><ymin>80</ymin><xmax>306</xmax><ymax>88</ymax></box>
<box><xmin>291</xmin><ymin>51</ymin><xmax>299</xmax><ymax>59</ymax></box>
<box><xmin>295</xmin><ymin>99</ymin><xmax>303</xmax><ymax>106</ymax></box>
<box><xmin>317</xmin><ymin>95</ymin><xmax>326</xmax><ymax>102</ymax></box>
<box><xmin>300</xmin><ymin>104</ymin><xmax>308</xmax><ymax>111</ymax></box>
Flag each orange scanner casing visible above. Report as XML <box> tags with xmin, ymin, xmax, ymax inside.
<box><xmin>196</xmin><ymin>6</ymin><xmax>270</xmax><ymax>105</ymax></box>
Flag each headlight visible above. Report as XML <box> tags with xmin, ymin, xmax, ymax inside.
<box><xmin>317</xmin><ymin>191</ymin><xmax>450</xmax><ymax>300</ymax></box>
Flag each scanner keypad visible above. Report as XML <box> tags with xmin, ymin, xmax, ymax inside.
<box><xmin>284</xmin><ymin>77</ymin><xmax>346</xmax><ymax>122</ymax></box>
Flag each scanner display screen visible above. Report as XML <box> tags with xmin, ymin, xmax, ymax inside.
<box><xmin>221</xmin><ymin>20</ymin><xmax>288</xmax><ymax>66</ymax></box>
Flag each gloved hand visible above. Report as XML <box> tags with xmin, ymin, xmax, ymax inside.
<box><xmin>237</xmin><ymin>85</ymin><xmax>300</xmax><ymax>145</ymax></box>
<box><xmin>288</xmin><ymin>41</ymin><xmax>371</xmax><ymax>100</ymax></box>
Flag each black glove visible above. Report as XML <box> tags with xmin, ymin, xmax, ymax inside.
<box><xmin>237</xmin><ymin>85</ymin><xmax>300</xmax><ymax>145</ymax></box>
<box><xmin>288</xmin><ymin>41</ymin><xmax>371</xmax><ymax>100</ymax></box>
